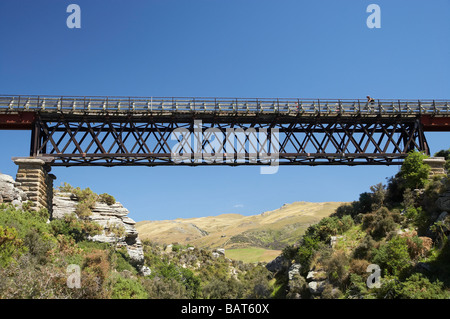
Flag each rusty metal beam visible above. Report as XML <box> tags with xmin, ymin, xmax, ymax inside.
<box><xmin>0</xmin><ymin>112</ymin><xmax>35</xmax><ymax>130</ymax></box>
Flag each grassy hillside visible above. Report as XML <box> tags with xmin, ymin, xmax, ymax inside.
<box><xmin>136</xmin><ymin>201</ymin><xmax>344</xmax><ymax>261</ymax></box>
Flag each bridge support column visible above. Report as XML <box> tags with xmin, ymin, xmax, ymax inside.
<box><xmin>12</xmin><ymin>157</ymin><xmax>55</xmax><ymax>213</ymax></box>
<box><xmin>423</xmin><ymin>157</ymin><xmax>447</xmax><ymax>177</ymax></box>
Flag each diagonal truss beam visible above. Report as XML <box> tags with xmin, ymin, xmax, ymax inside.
<box><xmin>31</xmin><ymin>114</ymin><xmax>430</xmax><ymax>166</ymax></box>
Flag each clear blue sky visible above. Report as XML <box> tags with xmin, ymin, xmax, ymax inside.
<box><xmin>0</xmin><ymin>1</ymin><xmax>449</xmax><ymax>222</ymax></box>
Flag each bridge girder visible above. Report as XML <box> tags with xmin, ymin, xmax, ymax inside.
<box><xmin>29</xmin><ymin>112</ymin><xmax>429</xmax><ymax>167</ymax></box>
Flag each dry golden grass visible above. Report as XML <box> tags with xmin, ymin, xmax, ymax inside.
<box><xmin>136</xmin><ymin>201</ymin><xmax>345</xmax><ymax>254</ymax></box>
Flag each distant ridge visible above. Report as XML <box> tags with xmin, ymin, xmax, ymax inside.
<box><xmin>136</xmin><ymin>201</ymin><xmax>345</xmax><ymax>259</ymax></box>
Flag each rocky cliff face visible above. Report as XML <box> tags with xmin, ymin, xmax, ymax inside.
<box><xmin>52</xmin><ymin>191</ymin><xmax>149</xmax><ymax>275</ymax></box>
<box><xmin>0</xmin><ymin>173</ymin><xmax>28</xmax><ymax>208</ymax></box>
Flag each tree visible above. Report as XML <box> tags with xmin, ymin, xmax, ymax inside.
<box><xmin>398</xmin><ymin>151</ymin><xmax>430</xmax><ymax>190</ymax></box>
<box><xmin>369</xmin><ymin>183</ymin><xmax>386</xmax><ymax>211</ymax></box>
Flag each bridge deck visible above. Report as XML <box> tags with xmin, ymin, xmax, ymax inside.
<box><xmin>0</xmin><ymin>95</ymin><xmax>449</xmax><ymax>115</ymax></box>
<box><xmin>1</xmin><ymin>95</ymin><xmax>449</xmax><ymax>131</ymax></box>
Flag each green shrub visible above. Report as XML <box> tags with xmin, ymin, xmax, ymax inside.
<box><xmin>0</xmin><ymin>205</ymin><xmax>55</xmax><ymax>265</ymax></box>
<box><xmin>23</xmin><ymin>228</ymin><xmax>54</xmax><ymax>264</ymax></box>
<box><xmin>321</xmin><ymin>283</ymin><xmax>343</xmax><ymax>299</ymax></box>
<box><xmin>113</xmin><ymin>248</ymin><xmax>137</xmax><ymax>273</ymax></box>
<box><xmin>180</xmin><ymin>267</ymin><xmax>201</xmax><ymax>299</ymax></box>
<box><xmin>372</xmin><ymin>236</ymin><xmax>411</xmax><ymax>277</ymax></box>
<box><xmin>430</xmin><ymin>219</ymin><xmax>449</xmax><ymax>248</ymax></box>
<box><xmin>0</xmin><ymin>205</ymin><xmax>50</xmax><ymax>236</ymax></box>
<box><xmin>74</xmin><ymin>201</ymin><xmax>93</xmax><ymax>218</ymax></box>
<box><xmin>150</xmin><ymin>262</ymin><xmax>201</xmax><ymax>299</ymax></box>
<box><xmin>346</xmin><ymin>273</ymin><xmax>371</xmax><ymax>298</ymax></box>
<box><xmin>58</xmin><ymin>184</ymin><xmax>101</xmax><ymax>218</ymax></box>
<box><xmin>58</xmin><ymin>182</ymin><xmax>75</xmax><ymax>193</ymax></box>
<box><xmin>378</xmin><ymin>273</ymin><xmax>449</xmax><ymax>299</ymax></box>
<box><xmin>99</xmin><ymin>193</ymin><xmax>116</xmax><ymax>205</ymax></box>
<box><xmin>202</xmin><ymin>277</ymin><xmax>243</xmax><ymax>299</ymax></box>
<box><xmin>361</xmin><ymin>207</ymin><xmax>398</xmax><ymax>240</ymax></box>
<box><xmin>295</xmin><ymin>235</ymin><xmax>323</xmax><ymax>273</ymax></box>
<box><xmin>49</xmin><ymin>213</ymin><xmax>102</xmax><ymax>242</ymax></box>
<box><xmin>0</xmin><ymin>225</ymin><xmax>25</xmax><ymax>267</ymax></box>
<box><xmin>106</xmin><ymin>222</ymin><xmax>125</xmax><ymax>238</ymax></box>
<box><xmin>111</xmin><ymin>275</ymin><xmax>148</xmax><ymax>299</ymax></box>
<box><xmin>353</xmin><ymin>234</ymin><xmax>376</xmax><ymax>260</ymax></box>
<box><xmin>406</xmin><ymin>235</ymin><xmax>425</xmax><ymax>261</ymax></box>
<box><xmin>171</xmin><ymin>243</ymin><xmax>181</xmax><ymax>252</ymax></box>
<box><xmin>323</xmin><ymin>251</ymin><xmax>350</xmax><ymax>288</ymax></box>
<box><xmin>404</xmin><ymin>206</ymin><xmax>419</xmax><ymax>223</ymax></box>
<box><xmin>340</xmin><ymin>215</ymin><xmax>355</xmax><ymax>233</ymax></box>
<box><xmin>282</xmin><ymin>244</ymin><xmax>299</xmax><ymax>261</ymax></box>
<box><xmin>397</xmin><ymin>273</ymin><xmax>449</xmax><ymax>298</ymax></box>
<box><xmin>142</xmin><ymin>277</ymin><xmax>189</xmax><ymax>299</ymax></box>
<box><xmin>306</xmin><ymin>216</ymin><xmax>355</xmax><ymax>243</ymax></box>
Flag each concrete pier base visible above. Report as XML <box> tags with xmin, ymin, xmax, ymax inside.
<box><xmin>423</xmin><ymin>157</ymin><xmax>447</xmax><ymax>177</ymax></box>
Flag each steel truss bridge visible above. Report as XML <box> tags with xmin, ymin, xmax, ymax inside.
<box><xmin>0</xmin><ymin>95</ymin><xmax>449</xmax><ymax>167</ymax></box>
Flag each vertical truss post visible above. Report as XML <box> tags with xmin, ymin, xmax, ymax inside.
<box><xmin>30</xmin><ymin>119</ymin><xmax>41</xmax><ymax>157</ymax></box>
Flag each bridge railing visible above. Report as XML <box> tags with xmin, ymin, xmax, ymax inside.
<box><xmin>0</xmin><ymin>95</ymin><xmax>449</xmax><ymax>115</ymax></box>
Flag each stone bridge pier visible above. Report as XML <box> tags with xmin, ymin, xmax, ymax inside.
<box><xmin>423</xmin><ymin>157</ymin><xmax>447</xmax><ymax>177</ymax></box>
<box><xmin>12</xmin><ymin>157</ymin><xmax>55</xmax><ymax>213</ymax></box>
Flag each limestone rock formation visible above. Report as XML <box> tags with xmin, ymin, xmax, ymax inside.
<box><xmin>288</xmin><ymin>263</ymin><xmax>302</xmax><ymax>281</ymax></box>
<box><xmin>0</xmin><ymin>173</ymin><xmax>28</xmax><ymax>208</ymax></box>
<box><xmin>306</xmin><ymin>270</ymin><xmax>327</xmax><ymax>282</ymax></box>
<box><xmin>306</xmin><ymin>270</ymin><xmax>328</xmax><ymax>295</ymax></box>
<box><xmin>52</xmin><ymin>191</ymin><xmax>147</xmax><ymax>274</ymax></box>
<box><xmin>308</xmin><ymin>280</ymin><xmax>327</xmax><ymax>295</ymax></box>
